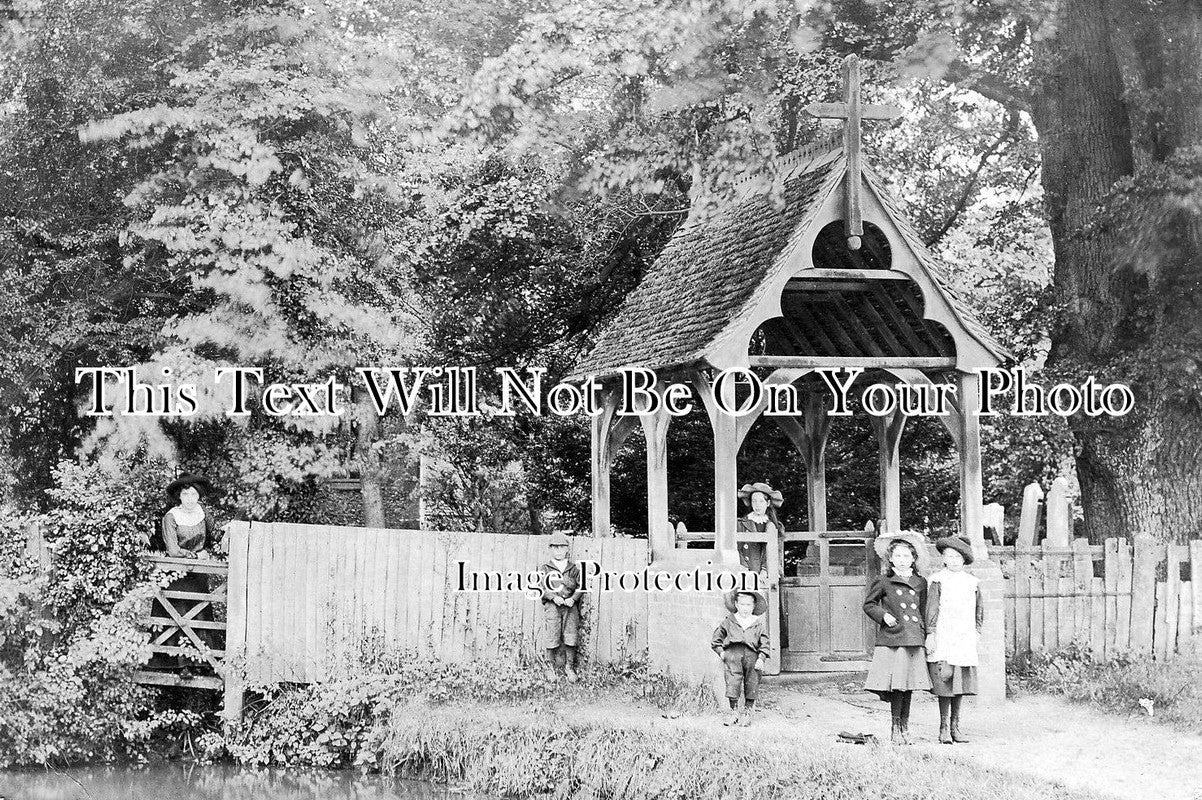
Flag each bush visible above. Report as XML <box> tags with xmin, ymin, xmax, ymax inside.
<box><xmin>224</xmin><ymin>655</ymin><xmax>684</xmax><ymax>770</ymax></box>
<box><xmin>1011</xmin><ymin>641</ymin><xmax>1202</xmax><ymax>732</ymax></box>
<box><xmin>39</xmin><ymin>458</ymin><xmax>167</xmax><ymax>634</ymax></box>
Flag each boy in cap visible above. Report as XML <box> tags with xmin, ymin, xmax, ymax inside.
<box><xmin>540</xmin><ymin>531</ymin><xmax>584</xmax><ymax>682</ymax></box>
<box><xmin>711</xmin><ymin>589</ymin><xmax>770</xmax><ymax>726</ymax></box>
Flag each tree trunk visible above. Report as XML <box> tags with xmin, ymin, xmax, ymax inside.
<box><xmin>356</xmin><ymin>394</ymin><xmax>387</xmax><ymax>528</ymax></box>
<box><xmin>1031</xmin><ymin>0</ymin><xmax>1202</xmax><ymax>543</ymax></box>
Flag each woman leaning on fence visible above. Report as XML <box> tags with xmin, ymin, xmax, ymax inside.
<box><xmin>148</xmin><ymin>473</ymin><xmax>225</xmax><ymax>673</ymax></box>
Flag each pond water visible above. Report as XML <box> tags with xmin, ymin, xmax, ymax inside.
<box><xmin>0</xmin><ymin>764</ymin><xmax>478</xmax><ymax>800</ymax></box>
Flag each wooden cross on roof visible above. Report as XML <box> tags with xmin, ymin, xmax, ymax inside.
<box><xmin>805</xmin><ymin>55</ymin><xmax>902</xmax><ymax>250</ymax></box>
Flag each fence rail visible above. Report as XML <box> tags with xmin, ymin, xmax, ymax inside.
<box><xmin>988</xmin><ymin>537</ymin><xmax>1199</xmax><ymax>662</ymax></box>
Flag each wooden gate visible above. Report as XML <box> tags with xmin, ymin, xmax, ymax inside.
<box><xmin>135</xmin><ymin>554</ymin><xmax>228</xmax><ymax>691</ymax></box>
<box><xmin>780</xmin><ymin>531</ymin><xmax>877</xmax><ymax>671</ymax></box>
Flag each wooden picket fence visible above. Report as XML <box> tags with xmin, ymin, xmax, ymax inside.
<box><xmin>224</xmin><ymin>521</ymin><xmax>650</xmax><ymax>686</ymax></box>
<box><xmin>990</xmin><ymin>537</ymin><xmax>1201</xmax><ymax>662</ymax></box>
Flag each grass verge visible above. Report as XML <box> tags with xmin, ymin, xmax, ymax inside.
<box><xmin>1009</xmin><ymin>642</ymin><xmax>1202</xmax><ymax>733</ymax></box>
<box><xmin>376</xmin><ymin>704</ymin><xmax>1097</xmax><ymax>800</ymax></box>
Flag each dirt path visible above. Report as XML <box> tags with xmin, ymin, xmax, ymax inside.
<box><xmin>548</xmin><ymin>678</ymin><xmax>1202</xmax><ymax>800</ymax></box>
<box><xmin>748</xmin><ymin>681</ymin><xmax>1202</xmax><ymax>800</ymax></box>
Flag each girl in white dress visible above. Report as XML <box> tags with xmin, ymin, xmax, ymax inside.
<box><xmin>924</xmin><ymin>535</ymin><xmax>983</xmax><ymax>744</ymax></box>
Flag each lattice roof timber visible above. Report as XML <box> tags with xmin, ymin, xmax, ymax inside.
<box><xmin>569</xmin><ymin>145</ymin><xmax>1010</xmax><ymax>380</ymax></box>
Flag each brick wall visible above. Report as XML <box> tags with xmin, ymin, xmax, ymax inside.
<box><xmin>972</xmin><ymin>558</ymin><xmax>1007</xmax><ymax>705</ymax></box>
<box><xmin>646</xmin><ymin>550</ymin><xmax>734</xmax><ymax>701</ymax></box>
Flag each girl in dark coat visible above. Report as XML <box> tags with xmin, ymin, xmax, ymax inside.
<box><xmin>862</xmin><ymin>531</ymin><xmax>931</xmax><ymax>744</ymax></box>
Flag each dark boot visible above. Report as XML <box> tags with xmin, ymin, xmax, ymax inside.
<box><xmin>950</xmin><ymin>696</ymin><xmax>969</xmax><ymax>743</ymax></box>
<box><xmin>898</xmin><ymin>691</ymin><xmax>913</xmax><ymax>745</ymax></box>
<box><xmin>889</xmin><ymin>692</ymin><xmax>904</xmax><ymax>745</ymax></box>
<box><xmin>938</xmin><ymin>696</ymin><xmax>953</xmax><ymax>744</ymax></box>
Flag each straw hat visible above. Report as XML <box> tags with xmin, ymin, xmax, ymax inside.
<box><xmin>873</xmin><ymin>531</ymin><xmax>932</xmax><ymax>573</ymax></box>
<box><xmin>724</xmin><ymin>589</ymin><xmax>768</xmax><ymax>616</ymax></box>
<box><xmin>935</xmin><ymin>535</ymin><xmax>975</xmax><ymax>565</ymax></box>
<box><xmin>737</xmin><ymin>482</ymin><xmax>783</xmax><ymax>508</ymax></box>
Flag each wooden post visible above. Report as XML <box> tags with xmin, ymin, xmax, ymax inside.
<box><xmin>1116</xmin><ymin>538</ymin><xmax>1134</xmax><ymax>653</ymax></box>
<box><xmin>1103</xmin><ymin>538</ymin><xmax>1119</xmax><ymax>660</ymax></box>
<box><xmin>1045</xmin><ymin>478</ymin><xmax>1071</xmax><ymax>547</ymax></box>
<box><xmin>1192</xmin><ymin>539</ymin><xmax>1202</xmax><ymax>651</ymax></box>
<box><xmin>1130</xmin><ymin>535</ymin><xmax>1159</xmax><ymax>656</ymax></box>
<box><xmin>1073</xmin><ymin>538</ymin><xmax>1092</xmax><ymax>647</ymax></box>
<box><xmin>1014</xmin><ymin>554</ymin><xmax>1031</xmax><ymax>659</ymax></box>
<box><xmin>956</xmin><ymin>372</ymin><xmax>986</xmax><ymax>554</ymax></box>
<box><xmin>1016</xmin><ymin>482</ymin><xmax>1044</xmax><ymax>547</ymax></box>
<box><xmin>803</xmin><ymin>393</ymin><xmax>831</xmax><ymax>532</ymax></box>
<box><xmin>590</xmin><ymin>385</ymin><xmax>618</xmax><ymax>537</ymax></box>
<box><xmin>870</xmin><ymin>409</ymin><xmax>905</xmax><ymax>533</ymax></box>
<box><xmin>1179</xmin><ymin>581</ymin><xmax>1194</xmax><ymax>656</ymax></box>
<box><xmin>640</xmin><ymin>404</ymin><xmax>673</xmax><ymax>560</ymax></box>
<box><xmin>712</xmin><ymin>374</ymin><xmax>740</xmax><ymax>565</ymax></box>
<box><xmin>223</xmin><ymin>521</ymin><xmax>250</xmax><ymax>730</ymax></box>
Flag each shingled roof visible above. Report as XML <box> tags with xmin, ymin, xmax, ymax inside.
<box><xmin>570</xmin><ymin>144</ymin><xmax>1009</xmax><ymax>380</ymax></box>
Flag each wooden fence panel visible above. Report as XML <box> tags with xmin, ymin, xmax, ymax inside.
<box><xmin>1130</xmin><ymin>538</ymin><xmax>1159</xmax><ymax>656</ymax></box>
<box><xmin>1103</xmin><ymin>539</ymin><xmax>1118</xmax><ymax>659</ymax></box>
<box><xmin>1179</xmin><ymin>581</ymin><xmax>1194</xmax><ymax>655</ymax></box>
<box><xmin>228</xmin><ymin>523</ymin><xmax>650</xmax><ymax>685</ymax></box>
<box><xmin>990</xmin><ymin>538</ymin><xmax>1202</xmax><ymax>664</ymax></box>
<box><xmin>1116</xmin><ymin>540</ymin><xmax>1133</xmax><ymax>653</ymax></box>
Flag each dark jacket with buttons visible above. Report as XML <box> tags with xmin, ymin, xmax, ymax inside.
<box><xmin>863</xmin><ymin>573</ymin><xmax>928</xmax><ymax>647</ymax></box>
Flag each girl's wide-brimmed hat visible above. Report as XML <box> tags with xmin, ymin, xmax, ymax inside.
<box><xmin>724</xmin><ymin>588</ymin><xmax>768</xmax><ymax>616</ymax></box>
<box><xmin>935</xmin><ymin>535</ymin><xmax>975</xmax><ymax>565</ymax></box>
<box><xmin>737</xmin><ymin>482</ymin><xmax>783</xmax><ymax>508</ymax></box>
<box><xmin>873</xmin><ymin>530</ymin><xmax>932</xmax><ymax>573</ymax></box>
<box><xmin>166</xmin><ymin>473</ymin><xmax>215</xmax><ymax>500</ymax></box>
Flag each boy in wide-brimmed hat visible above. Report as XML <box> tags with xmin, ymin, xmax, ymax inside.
<box><xmin>539</xmin><ymin>531</ymin><xmax>584</xmax><ymax>682</ymax></box>
<box><xmin>711</xmin><ymin>588</ymin><xmax>770</xmax><ymax>726</ymax></box>
<box><xmin>925</xmin><ymin>535</ymin><xmax>983</xmax><ymax>744</ymax></box>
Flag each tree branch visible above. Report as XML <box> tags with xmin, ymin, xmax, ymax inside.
<box><xmin>924</xmin><ymin>111</ymin><xmax>1022</xmax><ymax>248</ymax></box>
<box><xmin>943</xmin><ymin>61</ymin><xmax>1032</xmax><ymax>115</ymax></box>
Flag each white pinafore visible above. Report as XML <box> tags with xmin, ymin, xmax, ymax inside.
<box><xmin>927</xmin><ymin>570</ymin><xmax>979</xmax><ymax>666</ymax></box>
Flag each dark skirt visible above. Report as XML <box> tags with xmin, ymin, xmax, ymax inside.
<box><xmin>928</xmin><ymin>663</ymin><xmax>978</xmax><ymax>696</ymax></box>
<box><xmin>864</xmin><ymin>646</ymin><xmax>932</xmax><ymax>699</ymax></box>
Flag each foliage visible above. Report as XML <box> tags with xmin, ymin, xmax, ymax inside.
<box><xmin>226</xmin><ymin>655</ymin><xmax>653</xmax><ymax>769</ymax></box>
<box><xmin>1011</xmin><ymin>643</ymin><xmax>1202</xmax><ymax>734</ymax></box>
<box><xmin>0</xmin><ymin>568</ymin><xmax>165</xmax><ymax>766</ymax></box>
<box><xmin>377</xmin><ymin>699</ymin><xmax>1099</xmax><ymax>800</ymax></box>
<box><xmin>38</xmin><ymin>458</ymin><xmax>166</xmax><ymax>632</ymax></box>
